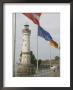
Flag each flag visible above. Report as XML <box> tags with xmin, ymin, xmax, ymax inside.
<box><xmin>38</xmin><ymin>25</ymin><xmax>52</xmax><ymax>41</ymax></box>
<box><xmin>22</xmin><ymin>13</ymin><xmax>58</xmax><ymax>48</ymax></box>
<box><xmin>22</xmin><ymin>13</ymin><xmax>41</xmax><ymax>25</ymax></box>
<box><xmin>38</xmin><ymin>26</ymin><xmax>58</xmax><ymax>48</ymax></box>
<box><xmin>50</xmin><ymin>40</ymin><xmax>58</xmax><ymax>48</ymax></box>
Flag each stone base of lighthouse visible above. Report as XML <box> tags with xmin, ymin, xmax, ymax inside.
<box><xmin>16</xmin><ymin>25</ymin><xmax>35</xmax><ymax>76</ymax></box>
<box><xmin>17</xmin><ymin>64</ymin><xmax>35</xmax><ymax>76</ymax></box>
<box><xmin>17</xmin><ymin>53</ymin><xmax>35</xmax><ymax>76</ymax></box>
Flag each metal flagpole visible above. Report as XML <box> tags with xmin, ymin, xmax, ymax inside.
<box><xmin>37</xmin><ymin>26</ymin><xmax>38</xmax><ymax>72</ymax></box>
<box><xmin>13</xmin><ymin>13</ymin><xmax>16</xmax><ymax>76</ymax></box>
<box><xmin>49</xmin><ymin>43</ymin><xmax>51</xmax><ymax>69</ymax></box>
<box><xmin>53</xmin><ymin>47</ymin><xmax>54</xmax><ymax>59</ymax></box>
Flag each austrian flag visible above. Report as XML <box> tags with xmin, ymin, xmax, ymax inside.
<box><xmin>22</xmin><ymin>13</ymin><xmax>58</xmax><ymax>48</ymax></box>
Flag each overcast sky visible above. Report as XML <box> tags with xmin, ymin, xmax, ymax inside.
<box><xmin>13</xmin><ymin>13</ymin><xmax>60</xmax><ymax>63</ymax></box>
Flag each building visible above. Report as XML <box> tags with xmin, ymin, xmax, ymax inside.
<box><xmin>17</xmin><ymin>25</ymin><xmax>34</xmax><ymax>76</ymax></box>
<box><xmin>21</xmin><ymin>25</ymin><xmax>31</xmax><ymax>64</ymax></box>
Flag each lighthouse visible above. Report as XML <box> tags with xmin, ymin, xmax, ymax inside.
<box><xmin>21</xmin><ymin>25</ymin><xmax>31</xmax><ymax>65</ymax></box>
<box><xmin>17</xmin><ymin>25</ymin><xmax>34</xmax><ymax>76</ymax></box>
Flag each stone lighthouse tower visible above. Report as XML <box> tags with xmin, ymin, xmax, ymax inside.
<box><xmin>17</xmin><ymin>25</ymin><xmax>34</xmax><ymax>76</ymax></box>
<box><xmin>21</xmin><ymin>25</ymin><xmax>31</xmax><ymax>65</ymax></box>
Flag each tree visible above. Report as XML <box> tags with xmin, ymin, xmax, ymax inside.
<box><xmin>38</xmin><ymin>59</ymin><xmax>42</xmax><ymax>66</ymax></box>
<box><xmin>30</xmin><ymin>51</ymin><xmax>37</xmax><ymax>66</ymax></box>
<box><xmin>30</xmin><ymin>51</ymin><xmax>42</xmax><ymax>67</ymax></box>
<box><xmin>55</xmin><ymin>56</ymin><xmax>60</xmax><ymax>60</ymax></box>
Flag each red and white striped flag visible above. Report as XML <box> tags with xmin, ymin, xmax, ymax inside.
<box><xmin>22</xmin><ymin>13</ymin><xmax>41</xmax><ymax>25</ymax></box>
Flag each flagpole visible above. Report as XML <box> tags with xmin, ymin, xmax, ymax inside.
<box><xmin>37</xmin><ymin>26</ymin><xmax>38</xmax><ymax>72</ymax></box>
<box><xmin>53</xmin><ymin>47</ymin><xmax>54</xmax><ymax>59</ymax></box>
<box><xmin>49</xmin><ymin>43</ymin><xmax>51</xmax><ymax>69</ymax></box>
<box><xmin>13</xmin><ymin>13</ymin><xmax>16</xmax><ymax>76</ymax></box>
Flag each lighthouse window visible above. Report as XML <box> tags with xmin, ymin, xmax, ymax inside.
<box><xmin>25</xmin><ymin>56</ymin><xmax>26</xmax><ymax>58</ymax></box>
<box><xmin>23</xmin><ymin>38</ymin><xmax>26</xmax><ymax>41</ymax></box>
<box><xmin>24</xmin><ymin>40</ymin><xmax>26</xmax><ymax>41</ymax></box>
<box><xmin>25</xmin><ymin>44</ymin><xmax>27</xmax><ymax>46</ymax></box>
